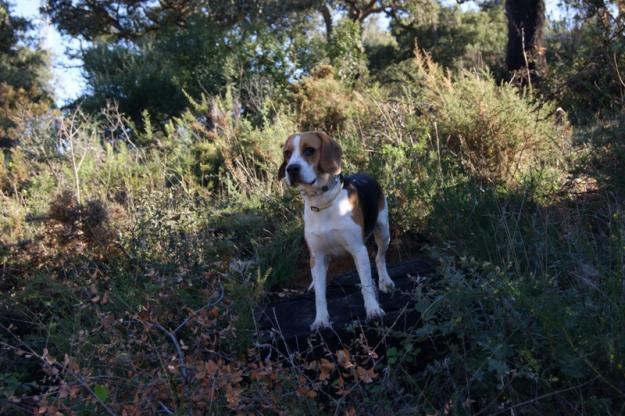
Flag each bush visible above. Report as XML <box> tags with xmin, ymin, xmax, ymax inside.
<box><xmin>389</xmin><ymin>2</ymin><xmax>507</xmax><ymax>75</ymax></box>
<box><xmin>290</xmin><ymin>65</ymin><xmax>362</xmax><ymax>134</ymax></box>
<box><xmin>572</xmin><ymin>114</ymin><xmax>625</xmax><ymax>194</ymax></box>
<box><xmin>408</xmin><ymin>50</ymin><xmax>570</xmax><ymax>185</ymax></box>
<box><xmin>544</xmin><ymin>7</ymin><xmax>625</xmax><ymax>121</ymax></box>
<box><xmin>327</xmin><ymin>18</ymin><xmax>369</xmax><ymax>82</ymax></box>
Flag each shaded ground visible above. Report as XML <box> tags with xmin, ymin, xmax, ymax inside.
<box><xmin>256</xmin><ymin>258</ymin><xmax>436</xmax><ymax>356</ymax></box>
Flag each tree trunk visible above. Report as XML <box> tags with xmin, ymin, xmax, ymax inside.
<box><xmin>505</xmin><ymin>0</ymin><xmax>546</xmax><ymax>85</ymax></box>
<box><xmin>320</xmin><ymin>3</ymin><xmax>333</xmax><ymax>42</ymax></box>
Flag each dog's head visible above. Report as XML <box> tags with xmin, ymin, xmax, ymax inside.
<box><xmin>278</xmin><ymin>131</ymin><xmax>342</xmax><ymax>188</ymax></box>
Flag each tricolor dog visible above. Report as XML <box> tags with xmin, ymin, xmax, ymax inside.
<box><xmin>278</xmin><ymin>131</ymin><xmax>395</xmax><ymax>330</ymax></box>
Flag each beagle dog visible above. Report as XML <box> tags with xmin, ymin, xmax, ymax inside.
<box><xmin>278</xmin><ymin>131</ymin><xmax>395</xmax><ymax>330</ymax></box>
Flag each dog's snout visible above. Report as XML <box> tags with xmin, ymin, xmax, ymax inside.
<box><xmin>286</xmin><ymin>164</ymin><xmax>300</xmax><ymax>174</ymax></box>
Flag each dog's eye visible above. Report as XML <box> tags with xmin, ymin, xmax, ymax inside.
<box><xmin>303</xmin><ymin>147</ymin><xmax>315</xmax><ymax>156</ymax></box>
<box><xmin>284</xmin><ymin>150</ymin><xmax>292</xmax><ymax>158</ymax></box>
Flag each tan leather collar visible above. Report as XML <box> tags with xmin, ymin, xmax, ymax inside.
<box><xmin>310</xmin><ymin>178</ymin><xmax>343</xmax><ymax>212</ymax></box>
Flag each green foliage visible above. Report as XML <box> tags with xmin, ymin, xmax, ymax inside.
<box><xmin>0</xmin><ymin>1</ymin><xmax>51</xmax><ymax>138</ymax></box>
<box><xmin>82</xmin><ymin>17</ymin><xmax>229</xmax><ymax>125</ymax></box>
<box><xmin>572</xmin><ymin>114</ymin><xmax>625</xmax><ymax>194</ymax></box>
<box><xmin>363</xmin><ymin>16</ymin><xmax>400</xmax><ymax>74</ymax></box>
<box><xmin>390</xmin><ymin>2</ymin><xmax>507</xmax><ymax>73</ymax></box>
<box><xmin>327</xmin><ymin>18</ymin><xmax>369</xmax><ymax>82</ymax></box>
<box><xmin>544</xmin><ymin>3</ymin><xmax>625</xmax><ymax>121</ymax></box>
<box><xmin>69</xmin><ymin>4</ymin><xmax>327</xmax><ymax>125</ymax></box>
<box><xmin>290</xmin><ymin>64</ymin><xmax>361</xmax><ymax>133</ymax></box>
<box><xmin>411</xmin><ymin>50</ymin><xmax>570</xmax><ymax>184</ymax></box>
<box><xmin>385</xmin><ymin>251</ymin><xmax>625</xmax><ymax>413</ymax></box>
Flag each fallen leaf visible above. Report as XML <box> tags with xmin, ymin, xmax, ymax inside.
<box><xmin>319</xmin><ymin>358</ymin><xmax>335</xmax><ymax>381</ymax></box>
<box><xmin>356</xmin><ymin>366</ymin><xmax>377</xmax><ymax>383</ymax></box>
<box><xmin>336</xmin><ymin>349</ymin><xmax>354</xmax><ymax>369</ymax></box>
<box><xmin>226</xmin><ymin>383</ymin><xmax>242</xmax><ymax>408</ymax></box>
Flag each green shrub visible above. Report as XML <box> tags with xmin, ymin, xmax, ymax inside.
<box><xmin>411</xmin><ymin>50</ymin><xmax>570</xmax><ymax>185</ymax></box>
<box><xmin>336</xmin><ymin>88</ymin><xmax>442</xmax><ymax>231</ymax></box>
<box><xmin>169</xmin><ymin>90</ymin><xmax>294</xmax><ymax>202</ymax></box>
<box><xmin>290</xmin><ymin>65</ymin><xmax>362</xmax><ymax>134</ymax></box>
<box><xmin>544</xmin><ymin>11</ymin><xmax>625</xmax><ymax>121</ymax></box>
<box><xmin>573</xmin><ymin>114</ymin><xmax>625</xmax><ymax>194</ymax></box>
<box><xmin>387</xmin><ymin>253</ymin><xmax>625</xmax><ymax>414</ymax></box>
<box><xmin>391</xmin><ymin>2</ymin><xmax>508</xmax><ymax>73</ymax></box>
<box><xmin>327</xmin><ymin>18</ymin><xmax>369</xmax><ymax>82</ymax></box>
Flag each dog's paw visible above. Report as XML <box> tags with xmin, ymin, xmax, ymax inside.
<box><xmin>365</xmin><ymin>305</ymin><xmax>385</xmax><ymax>321</ymax></box>
<box><xmin>310</xmin><ymin>318</ymin><xmax>331</xmax><ymax>331</ymax></box>
<box><xmin>378</xmin><ymin>278</ymin><xmax>396</xmax><ymax>294</ymax></box>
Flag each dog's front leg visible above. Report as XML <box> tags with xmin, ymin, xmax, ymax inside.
<box><xmin>349</xmin><ymin>246</ymin><xmax>385</xmax><ymax>320</ymax></box>
<box><xmin>310</xmin><ymin>253</ymin><xmax>331</xmax><ymax>330</ymax></box>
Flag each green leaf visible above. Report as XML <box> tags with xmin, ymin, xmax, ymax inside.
<box><xmin>94</xmin><ymin>384</ymin><xmax>109</xmax><ymax>402</ymax></box>
<box><xmin>387</xmin><ymin>347</ymin><xmax>398</xmax><ymax>365</ymax></box>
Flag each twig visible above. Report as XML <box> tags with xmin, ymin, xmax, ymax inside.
<box><xmin>612</xmin><ymin>53</ymin><xmax>625</xmax><ymax>99</ymax></box>
<box><xmin>111</xmin><ymin>241</ymin><xmax>147</xmax><ymax>272</ymax></box>
<box><xmin>562</xmin><ymin>328</ymin><xmax>625</xmax><ymax>398</ymax></box>
<box><xmin>158</xmin><ymin>401</ymin><xmax>174</xmax><ymax>415</ymax></box>
<box><xmin>521</xmin><ymin>27</ymin><xmax>533</xmax><ymax>95</ymax></box>
<box><xmin>174</xmin><ymin>282</ymin><xmax>224</xmax><ymax>334</ymax></box>
<box><xmin>144</xmin><ymin>283</ymin><xmax>224</xmax><ymax>416</ymax></box>
<box><xmin>153</xmin><ymin>323</ymin><xmax>189</xmax><ymax>381</ymax></box>
<box><xmin>71</xmin><ymin>372</ymin><xmax>119</xmax><ymax>416</ymax></box>
<box><xmin>151</xmin><ymin>322</ymin><xmax>192</xmax><ymax>416</ymax></box>
<box><xmin>433</xmin><ymin>121</ymin><xmax>444</xmax><ymax>185</ymax></box>
<box><xmin>269</xmin><ymin>308</ymin><xmax>340</xmax><ymax>405</ymax></box>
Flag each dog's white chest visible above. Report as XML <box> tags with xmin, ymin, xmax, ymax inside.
<box><xmin>303</xmin><ymin>191</ymin><xmax>361</xmax><ymax>257</ymax></box>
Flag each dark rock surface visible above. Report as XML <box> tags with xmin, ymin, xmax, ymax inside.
<box><xmin>255</xmin><ymin>258</ymin><xmax>437</xmax><ymax>358</ymax></box>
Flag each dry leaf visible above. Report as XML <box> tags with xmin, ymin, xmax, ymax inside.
<box><xmin>318</xmin><ymin>358</ymin><xmax>335</xmax><ymax>381</ymax></box>
<box><xmin>336</xmin><ymin>349</ymin><xmax>354</xmax><ymax>369</ymax></box>
<box><xmin>345</xmin><ymin>406</ymin><xmax>357</xmax><ymax>416</ymax></box>
<box><xmin>296</xmin><ymin>386</ymin><xmax>318</xmax><ymax>399</ymax></box>
<box><xmin>226</xmin><ymin>383</ymin><xmax>242</xmax><ymax>408</ymax></box>
<box><xmin>356</xmin><ymin>366</ymin><xmax>377</xmax><ymax>383</ymax></box>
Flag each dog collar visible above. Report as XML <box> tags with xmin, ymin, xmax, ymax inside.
<box><xmin>310</xmin><ymin>176</ymin><xmax>343</xmax><ymax>212</ymax></box>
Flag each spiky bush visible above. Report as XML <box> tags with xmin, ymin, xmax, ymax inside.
<box><xmin>410</xmin><ymin>50</ymin><xmax>570</xmax><ymax>184</ymax></box>
<box><xmin>290</xmin><ymin>64</ymin><xmax>362</xmax><ymax>134</ymax></box>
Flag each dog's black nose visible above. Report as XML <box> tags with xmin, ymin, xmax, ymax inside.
<box><xmin>286</xmin><ymin>164</ymin><xmax>300</xmax><ymax>174</ymax></box>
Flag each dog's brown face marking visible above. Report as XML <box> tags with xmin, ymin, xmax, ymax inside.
<box><xmin>278</xmin><ymin>131</ymin><xmax>341</xmax><ymax>180</ymax></box>
<box><xmin>298</xmin><ymin>132</ymin><xmax>323</xmax><ymax>169</ymax></box>
<box><xmin>278</xmin><ymin>136</ymin><xmax>294</xmax><ymax>179</ymax></box>
<box><xmin>316</xmin><ymin>131</ymin><xmax>342</xmax><ymax>176</ymax></box>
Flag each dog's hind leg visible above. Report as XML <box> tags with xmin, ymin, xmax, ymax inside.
<box><xmin>374</xmin><ymin>200</ymin><xmax>395</xmax><ymax>293</ymax></box>
<box><xmin>348</xmin><ymin>244</ymin><xmax>385</xmax><ymax>320</ymax></box>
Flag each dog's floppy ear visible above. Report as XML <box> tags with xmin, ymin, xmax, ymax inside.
<box><xmin>278</xmin><ymin>159</ymin><xmax>286</xmax><ymax>179</ymax></box>
<box><xmin>317</xmin><ymin>131</ymin><xmax>342</xmax><ymax>175</ymax></box>
<box><xmin>278</xmin><ymin>137</ymin><xmax>289</xmax><ymax>179</ymax></box>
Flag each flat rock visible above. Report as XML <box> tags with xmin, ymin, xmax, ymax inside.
<box><xmin>254</xmin><ymin>258</ymin><xmax>435</xmax><ymax>356</ymax></box>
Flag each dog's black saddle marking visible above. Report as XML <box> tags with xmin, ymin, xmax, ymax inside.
<box><xmin>342</xmin><ymin>173</ymin><xmax>383</xmax><ymax>237</ymax></box>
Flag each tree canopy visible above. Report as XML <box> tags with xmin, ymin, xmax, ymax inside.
<box><xmin>0</xmin><ymin>1</ymin><xmax>51</xmax><ymax>143</ymax></box>
<box><xmin>28</xmin><ymin>0</ymin><xmax>625</xmax><ymax>123</ymax></box>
